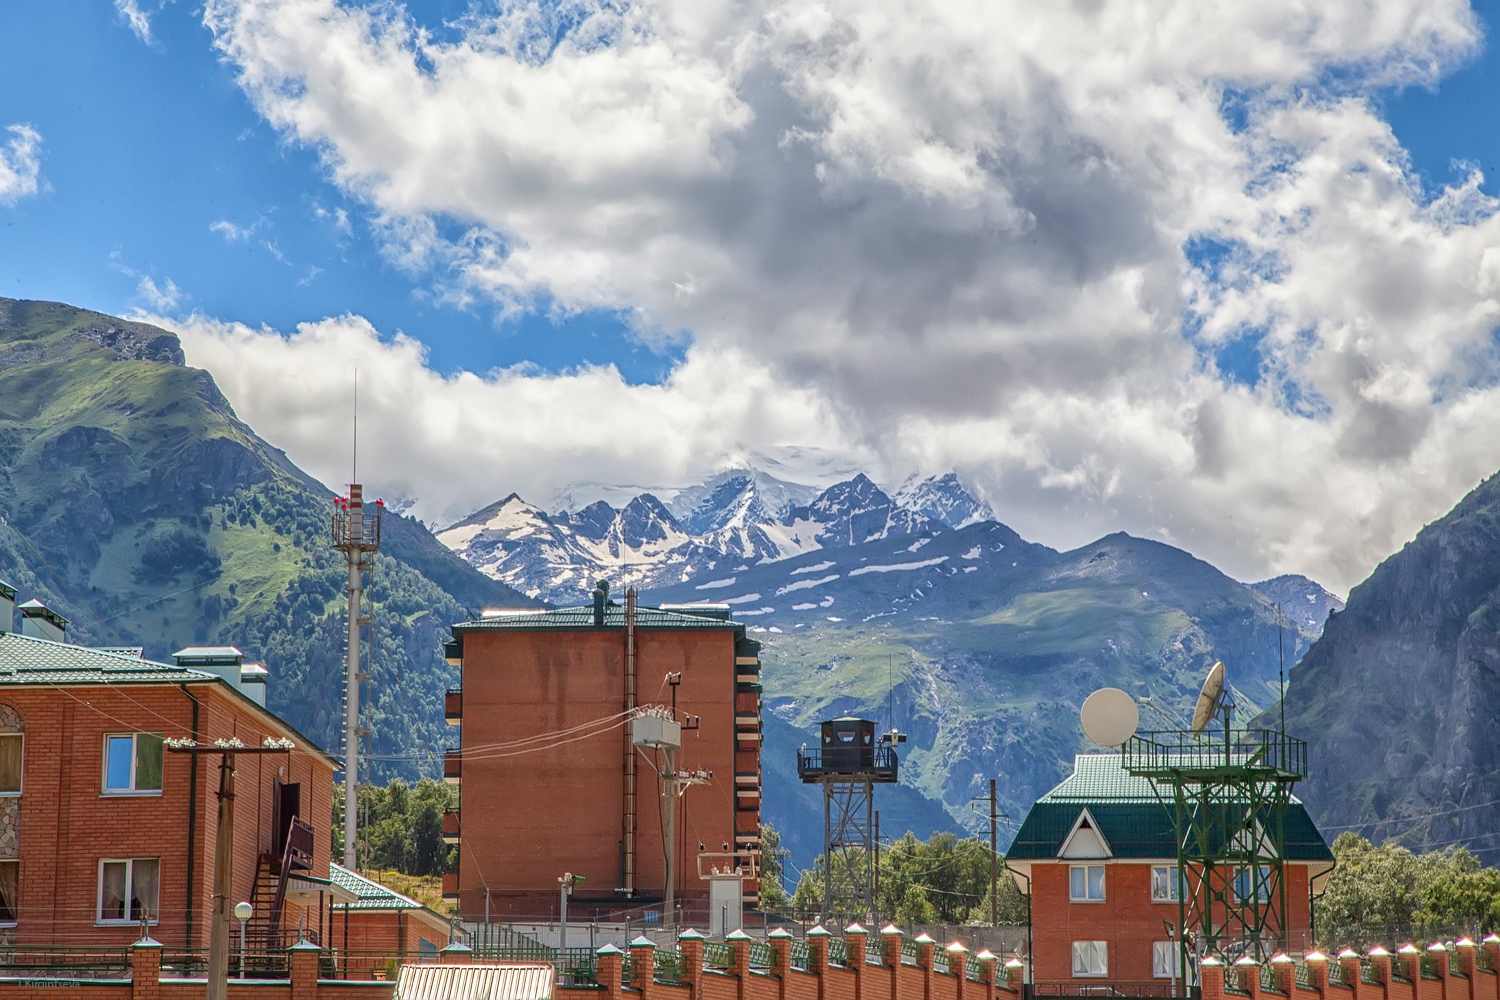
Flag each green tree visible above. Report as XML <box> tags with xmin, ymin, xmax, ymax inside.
<box><xmin>333</xmin><ymin>778</ymin><xmax>458</xmax><ymax>876</ymax></box>
<box><xmin>760</xmin><ymin>823</ymin><xmax>792</xmax><ymax>909</ymax></box>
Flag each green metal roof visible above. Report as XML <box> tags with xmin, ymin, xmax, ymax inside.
<box><xmin>452</xmin><ymin>605</ymin><xmax>745</xmax><ymax>632</ymax></box>
<box><xmin>1007</xmin><ymin>754</ymin><xmax>1333</xmax><ymax>862</ymax></box>
<box><xmin>0</xmin><ymin>631</ymin><xmax>219</xmax><ymax>683</ymax></box>
<box><xmin>0</xmin><ymin>632</ymin><xmax>339</xmax><ymax>767</ymax></box>
<box><xmin>328</xmin><ymin>864</ymin><xmax>428</xmax><ymax>911</ymax></box>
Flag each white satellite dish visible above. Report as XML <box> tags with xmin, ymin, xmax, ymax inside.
<box><xmin>1191</xmin><ymin>661</ymin><xmax>1226</xmax><ymax>734</ymax></box>
<box><xmin>1081</xmin><ymin>688</ymin><xmax>1140</xmax><ymax>747</ymax></box>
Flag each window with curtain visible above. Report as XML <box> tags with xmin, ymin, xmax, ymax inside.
<box><xmin>1153</xmin><ymin>942</ymin><xmax>1183</xmax><ymax>979</ymax></box>
<box><xmin>1070</xmin><ymin>864</ymin><xmax>1106</xmax><ymax>901</ymax></box>
<box><xmin>98</xmin><ymin>858</ymin><xmax>158</xmax><ymax>924</ymax></box>
<box><xmin>0</xmin><ymin>735</ymin><xmax>22</xmax><ymax>795</ymax></box>
<box><xmin>1072</xmin><ymin>941</ymin><xmax>1108</xmax><ymax>977</ymax></box>
<box><xmin>0</xmin><ymin>860</ymin><xmax>18</xmax><ymax>924</ymax></box>
<box><xmin>102</xmin><ymin>734</ymin><xmax>163</xmax><ymax>794</ymax></box>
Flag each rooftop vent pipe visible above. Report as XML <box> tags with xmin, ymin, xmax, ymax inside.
<box><xmin>592</xmin><ymin>580</ymin><xmax>609</xmax><ymax>627</ymax></box>
<box><xmin>0</xmin><ymin>581</ymin><xmax>14</xmax><ymax>635</ymax></box>
<box><xmin>173</xmin><ymin>646</ymin><xmax>245</xmax><ymax>691</ymax></box>
<box><xmin>239</xmin><ymin>663</ymin><xmax>269</xmax><ymax>707</ymax></box>
<box><xmin>17</xmin><ymin>600</ymin><xmax>67</xmax><ymax>642</ymax></box>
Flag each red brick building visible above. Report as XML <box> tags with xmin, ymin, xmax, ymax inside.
<box><xmin>441</xmin><ymin>593</ymin><xmax>762</xmax><ymax>921</ymax></box>
<box><xmin>0</xmin><ymin>597</ymin><xmax>346</xmax><ymax>952</ymax></box>
<box><xmin>1005</xmin><ymin>754</ymin><xmax>1334</xmax><ymax>986</ymax></box>
<box><xmin>325</xmin><ymin>864</ymin><xmax>452</xmax><ymax>965</ymax></box>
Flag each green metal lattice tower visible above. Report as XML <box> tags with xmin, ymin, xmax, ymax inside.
<box><xmin>1122</xmin><ymin>721</ymin><xmax>1307</xmax><ymax>970</ymax></box>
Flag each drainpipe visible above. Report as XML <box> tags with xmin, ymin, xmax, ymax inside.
<box><xmin>623</xmin><ymin>587</ymin><xmax>637</xmax><ymax>895</ymax></box>
<box><xmin>179</xmin><ymin>683</ymin><xmax>201</xmax><ymax>952</ymax></box>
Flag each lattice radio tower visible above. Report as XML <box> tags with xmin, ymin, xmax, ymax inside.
<box><xmin>330</xmin><ymin>378</ymin><xmax>383</xmax><ymax>868</ymax></box>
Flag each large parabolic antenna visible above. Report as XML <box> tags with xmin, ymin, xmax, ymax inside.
<box><xmin>1081</xmin><ymin>687</ymin><xmax>1140</xmax><ymax>747</ymax></box>
<box><xmin>1191</xmin><ymin>661</ymin><xmax>1226</xmax><ymax>734</ymax></box>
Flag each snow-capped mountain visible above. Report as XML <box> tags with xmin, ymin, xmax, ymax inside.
<box><xmin>893</xmin><ymin>472</ymin><xmax>996</xmax><ymax>528</ymax></box>
<box><xmin>438</xmin><ymin>471</ymin><xmax>989</xmax><ymax>602</ymax></box>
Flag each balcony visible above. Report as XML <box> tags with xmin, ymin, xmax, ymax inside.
<box><xmin>444</xmin><ymin>749</ymin><xmax>461</xmax><ymax>783</ymax></box>
<box><xmin>797</xmin><ymin>745</ymin><xmax>898</xmax><ymax>783</ymax></box>
<box><xmin>445</xmin><ymin>688</ymin><xmax>462</xmax><ymax>725</ymax></box>
<box><xmin>442</xmin><ymin>810</ymin><xmax>460</xmax><ymax>844</ymax></box>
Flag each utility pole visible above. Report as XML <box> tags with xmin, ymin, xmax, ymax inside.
<box><xmin>660</xmin><ymin>674</ymin><xmax>707</xmax><ymax>933</ymax></box>
<box><xmin>990</xmin><ymin>778</ymin><xmax>998</xmax><ymax>927</ymax></box>
<box><xmin>332</xmin><ymin>485</ymin><xmax>381</xmax><ymax>868</ymax></box>
<box><xmin>166</xmin><ymin>737</ymin><xmax>295</xmax><ymax>1000</ymax></box>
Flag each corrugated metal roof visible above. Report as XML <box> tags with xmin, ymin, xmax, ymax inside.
<box><xmin>452</xmin><ymin>605</ymin><xmax>742</xmax><ymax>632</ymax></box>
<box><xmin>328</xmin><ymin>864</ymin><xmax>427</xmax><ymax>911</ymax></box>
<box><xmin>1007</xmin><ymin>754</ymin><xmax>1333</xmax><ymax>862</ymax></box>
<box><xmin>396</xmin><ymin>964</ymin><xmax>554</xmax><ymax>1000</ymax></box>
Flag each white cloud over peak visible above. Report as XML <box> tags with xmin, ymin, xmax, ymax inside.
<box><xmin>193</xmin><ymin>0</ymin><xmax>1500</xmax><ymax>592</ymax></box>
<box><xmin>162</xmin><ymin>311</ymin><xmax>861</xmax><ymax>525</ymax></box>
<box><xmin>0</xmin><ymin>125</ymin><xmax>42</xmax><ymax>206</ymax></box>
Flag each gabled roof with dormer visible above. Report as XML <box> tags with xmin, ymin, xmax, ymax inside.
<box><xmin>1005</xmin><ymin>754</ymin><xmax>1333</xmax><ymax>862</ymax></box>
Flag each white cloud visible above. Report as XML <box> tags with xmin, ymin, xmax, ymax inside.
<box><xmin>115</xmin><ymin>0</ymin><xmax>153</xmax><ymax>43</ymax></box>
<box><xmin>210</xmin><ymin>219</ymin><xmax>256</xmax><ymax>241</ymax></box>
<box><xmin>136</xmin><ymin>276</ymin><xmax>184</xmax><ymax>311</ymax></box>
<box><xmin>0</xmin><ymin>125</ymin><xmax>42</xmax><ymax>206</ymax></box>
<box><xmin>159</xmin><ymin>312</ymin><xmax>858</xmax><ymax>526</ymax></box>
<box><xmin>193</xmin><ymin>0</ymin><xmax>1500</xmax><ymax>593</ymax></box>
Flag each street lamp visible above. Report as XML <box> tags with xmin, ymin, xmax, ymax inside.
<box><xmin>235</xmin><ymin>902</ymin><xmax>253</xmax><ymax>978</ymax></box>
<box><xmin>558</xmin><ymin>873</ymin><xmax>584</xmax><ymax>950</ymax></box>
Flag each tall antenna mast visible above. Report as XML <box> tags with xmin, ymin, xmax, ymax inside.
<box><xmin>331</xmin><ymin>372</ymin><xmax>382</xmax><ymax>870</ymax></box>
<box><xmin>1277</xmin><ymin>603</ymin><xmax>1285</xmax><ymax>735</ymax></box>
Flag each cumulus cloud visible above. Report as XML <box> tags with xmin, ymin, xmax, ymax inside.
<box><xmin>160</xmin><ymin>311</ymin><xmax>859</xmax><ymax>525</ymax></box>
<box><xmin>0</xmin><ymin>125</ymin><xmax>42</xmax><ymax>206</ymax></box>
<box><xmin>193</xmin><ymin>0</ymin><xmax>1500</xmax><ymax>592</ymax></box>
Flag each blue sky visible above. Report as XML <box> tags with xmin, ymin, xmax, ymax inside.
<box><xmin>0</xmin><ymin>1</ymin><xmax>670</xmax><ymax>382</ymax></box>
<box><xmin>4</xmin><ymin>0</ymin><xmax>1500</xmax><ymax>591</ymax></box>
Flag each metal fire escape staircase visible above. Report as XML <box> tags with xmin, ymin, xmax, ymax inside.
<box><xmin>245</xmin><ymin>815</ymin><xmax>317</xmax><ymax>960</ymax></box>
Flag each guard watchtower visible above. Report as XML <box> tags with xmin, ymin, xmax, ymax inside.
<box><xmin>797</xmin><ymin>717</ymin><xmax>900</xmax><ymax>924</ymax></box>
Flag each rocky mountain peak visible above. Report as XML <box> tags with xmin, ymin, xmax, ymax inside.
<box><xmin>894</xmin><ymin>472</ymin><xmax>994</xmax><ymax>528</ymax></box>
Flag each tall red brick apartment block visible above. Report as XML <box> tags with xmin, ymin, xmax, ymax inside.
<box><xmin>441</xmin><ymin>589</ymin><xmax>763</xmax><ymax>922</ymax></box>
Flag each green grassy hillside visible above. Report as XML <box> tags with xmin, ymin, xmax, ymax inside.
<box><xmin>0</xmin><ymin>297</ymin><xmax>533</xmax><ymax>779</ymax></box>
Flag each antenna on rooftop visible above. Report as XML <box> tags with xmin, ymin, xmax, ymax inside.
<box><xmin>1079</xmin><ymin>687</ymin><xmax>1139</xmax><ymax>747</ymax></box>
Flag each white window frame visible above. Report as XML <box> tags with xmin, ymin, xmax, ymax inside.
<box><xmin>1151</xmin><ymin>865</ymin><xmax>1180</xmax><ymax>902</ymax></box>
<box><xmin>1234</xmin><ymin>865</ymin><xmax>1271</xmax><ymax>903</ymax></box>
<box><xmin>0</xmin><ymin>734</ymin><xmax>22</xmax><ymax>797</ymax></box>
<box><xmin>1153</xmin><ymin>942</ymin><xmax>1184</xmax><ymax>979</ymax></box>
<box><xmin>1070</xmin><ymin>864</ymin><xmax>1106</xmax><ymax>902</ymax></box>
<box><xmin>101</xmin><ymin>733</ymin><xmax>162</xmax><ymax>796</ymax></box>
<box><xmin>1072</xmin><ymin>941</ymin><xmax>1108</xmax><ymax>977</ymax></box>
<box><xmin>0</xmin><ymin>858</ymin><xmax>18</xmax><ymax>926</ymax></box>
<box><xmin>96</xmin><ymin>858</ymin><xmax>159</xmax><ymax>926</ymax></box>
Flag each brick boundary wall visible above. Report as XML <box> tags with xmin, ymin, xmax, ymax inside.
<box><xmin>12</xmin><ymin>924</ymin><xmax>1493</xmax><ymax>1000</ymax></box>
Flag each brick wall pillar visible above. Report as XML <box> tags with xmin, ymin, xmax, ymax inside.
<box><xmin>1398</xmin><ymin>946</ymin><xmax>1422</xmax><ymax>999</ymax></box>
<box><xmin>1453</xmin><ymin>941</ymin><xmax>1477</xmax><ymax>1000</ymax></box>
<box><xmin>949</xmin><ymin>944</ymin><xmax>969</xmax><ymax>1000</ymax></box>
<box><xmin>809</xmin><ymin>925</ymin><xmax>831</xmax><ymax>1000</ymax></box>
<box><xmin>727</xmin><ymin>930</ymin><xmax>752</xmax><ymax>1000</ymax></box>
<box><xmin>881</xmin><ymin>926</ymin><xmax>902</xmax><ymax>1000</ymax></box>
<box><xmin>680</xmin><ymin>928</ymin><xmax>706</xmax><ymax>1000</ymax></box>
<box><xmin>916</xmin><ymin>934</ymin><xmax>935</xmax><ymax>1000</ymax></box>
<box><xmin>975</xmin><ymin>950</ymin><xmax>997</xmax><ymax>1000</ymax></box>
<box><xmin>1339</xmin><ymin>950</ymin><xmax>1364</xmax><ymax>1000</ymax></box>
<box><xmin>290</xmin><ymin>940</ymin><xmax>322</xmax><ymax>1000</ymax></box>
<box><xmin>847</xmin><ymin>924</ymin><xmax>867</xmax><ymax>1000</ymax></box>
<box><xmin>1304</xmin><ymin>952</ymin><xmax>1329</xmax><ymax>993</ymax></box>
<box><xmin>1428</xmin><ymin>943</ymin><xmax>1451</xmax><ymax>1000</ymax></box>
<box><xmin>1201</xmin><ymin>958</ymin><xmax>1225</xmax><ymax>1000</ymax></box>
<box><xmin>1235</xmin><ymin>959</ymin><xmax>1260</xmax><ymax>1000</ymax></box>
<box><xmin>1483</xmin><ymin>936</ymin><xmax>1500</xmax><ymax>973</ymax></box>
<box><xmin>1003</xmin><ymin>959</ymin><xmax>1024</xmax><ymax>995</ymax></box>
<box><xmin>770</xmin><ymin>928</ymin><xmax>794</xmax><ymax>1000</ymax></box>
<box><xmin>631</xmin><ymin>936</ymin><xmax>658</xmax><ymax>1000</ymax></box>
<box><xmin>440</xmin><ymin>942</ymin><xmax>473</xmax><ymax>965</ymax></box>
<box><xmin>1371</xmin><ymin>948</ymin><xmax>1394</xmax><ymax>992</ymax></box>
<box><xmin>598</xmin><ymin>944</ymin><xmax>625</xmax><ymax>1000</ymax></box>
<box><xmin>131</xmin><ymin>937</ymin><xmax>162</xmax><ymax>1000</ymax></box>
<box><xmin>1273</xmin><ymin>954</ymin><xmax>1294</xmax><ymax>994</ymax></box>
